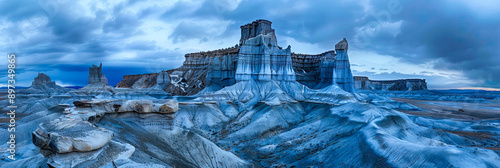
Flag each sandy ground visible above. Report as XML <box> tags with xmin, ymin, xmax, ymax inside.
<box><xmin>392</xmin><ymin>97</ymin><xmax>500</xmax><ymax>120</ymax></box>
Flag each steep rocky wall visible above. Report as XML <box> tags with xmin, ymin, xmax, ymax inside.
<box><xmin>115</xmin><ymin>73</ymin><xmax>158</xmax><ymax>89</ymax></box>
<box><xmin>89</xmin><ymin>63</ymin><xmax>108</xmax><ymax>85</ymax></box>
<box><xmin>291</xmin><ymin>51</ymin><xmax>334</xmax><ymax>89</ymax></box>
<box><xmin>334</xmin><ymin>38</ymin><xmax>354</xmax><ymax>93</ymax></box>
<box><xmin>164</xmin><ymin>46</ymin><xmax>240</xmax><ymax>95</ymax></box>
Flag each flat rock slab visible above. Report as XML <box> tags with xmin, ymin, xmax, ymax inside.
<box><xmin>47</xmin><ymin>140</ymin><xmax>134</xmax><ymax>168</ymax></box>
<box><xmin>33</xmin><ymin>118</ymin><xmax>113</xmax><ymax>153</ymax></box>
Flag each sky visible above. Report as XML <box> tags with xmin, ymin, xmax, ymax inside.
<box><xmin>0</xmin><ymin>0</ymin><xmax>499</xmax><ymax>90</ymax></box>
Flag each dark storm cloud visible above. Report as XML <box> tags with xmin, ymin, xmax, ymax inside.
<box><xmin>102</xmin><ymin>1</ymin><xmax>147</xmax><ymax>36</ymax></box>
<box><xmin>353</xmin><ymin>0</ymin><xmax>500</xmax><ymax>87</ymax></box>
<box><xmin>0</xmin><ymin>0</ymin><xmax>170</xmax><ymax>86</ymax></box>
<box><xmin>164</xmin><ymin>0</ymin><xmax>365</xmax><ymax>47</ymax></box>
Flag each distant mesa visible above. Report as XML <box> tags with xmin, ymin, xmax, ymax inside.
<box><xmin>354</xmin><ymin>76</ymin><xmax>427</xmax><ymax>91</ymax></box>
<box><xmin>21</xmin><ymin>73</ymin><xmax>70</xmax><ymax>94</ymax></box>
<box><xmin>32</xmin><ymin>73</ymin><xmax>54</xmax><ymax>85</ymax></box>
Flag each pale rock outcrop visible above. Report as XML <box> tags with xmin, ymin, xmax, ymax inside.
<box><xmin>157</xmin><ymin>70</ymin><xmax>170</xmax><ymax>85</ymax></box>
<box><xmin>147</xmin><ymin>70</ymin><xmax>171</xmax><ymax>94</ymax></box>
<box><xmin>71</xmin><ymin>99</ymin><xmax>179</xmax><ymax>115</ymax></box>
<box><xmin>46</xmin><ymin>140</ymin><xmax>135</xmax><ymax>168</ymax></box>
<box><xmin>32</xmin><ymin>118</ymin><xmax>113</xmax><ymax>153</ymax></box>
<box><xmin>159</xmin><ymin>99</ymin><xmax>179</xmax><ymax>113</ymax></box>
<box><xmin>235</xmin><ymin>34</ymin><xmax>295</xmax><ymax>82</ymax></box>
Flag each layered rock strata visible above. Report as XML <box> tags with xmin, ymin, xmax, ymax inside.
<box><xmin>32</xmin><ymin>118</ymin><xmax>113</xmax><ymax>153</ymax></box>
<box><xmin>117</xmin><ymin>19</ymin><xmax>358</xmax><ymax>95</ymax></box>
<box><xmin>334</xmin><ymin>38</ymin><xmax>354</xmax><ymax>93</ymax></box>
<box><xmin>235</xmin><ymin>33</ymin><xmax>295</xmax><ymax>82</ymax></box>
<box><xmin>31</xmin><ymin>99</ymin><xmax>180</xmax><ymax>167</ymax></box>
<box><xmin>354</xmin><ymin>76</ymin><xmax>427</xmax><ymax>91</ymax></box>
<box><xmin>115</xmin><ymin>73</ymin><xmax>158</xmax><ymax>88</ymax></box>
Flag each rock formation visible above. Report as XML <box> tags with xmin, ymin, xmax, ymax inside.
<box><xmin>88</xmin><ymin>63</ymin><xmax>108</xmax><ymax>85</ymax></box>
<box><xmin>354</xmin><ymin>76</ymin><xmax>427</xmax><ymax>91</ymax></box>
<box><xmin>32</xmin><ymin>118</ymin><xmax>113</xmax><ymax>153</ymax></box>
<box><xmin>334</xmin><ymin>38</ymin><xmax>354</xmax><ymax>93</ymax></box>
<box><xmin>235</xmin><ymin>33</ymin><xmax>294</xmax><ymax>82</ymax></box>
<box><xmin>115</xmin><ymin>19</ymin><xmax>423</xmax><ymax>95</ymax></box>
<box><xmin>239</xmin><ymin>19</ymin><xmax>275</xmax><ymax>45</ymax></box>
<box><xmin>21</xmin><ymin>73</ymin><xmax>71</xmax><ymax>93</ymax></box>
<box><xmin>80</xmin><ymin>63</ymin><xmax>113</xmax><ymax>93</ymax></box>
<box><xmin>115</xmin><ymin>73</ymin><xmax>158</xmax><ymax>89</ymax></box>
<box><xmin>116</xmin><ymin>20</ymin><xmax>358</xmax><ymax>95</ymax></box>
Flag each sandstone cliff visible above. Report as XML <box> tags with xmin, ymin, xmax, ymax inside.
<box><xmin>115</xmin><ymin>73</ymin><xmax>158</xmax><ymax>89</ymax></box>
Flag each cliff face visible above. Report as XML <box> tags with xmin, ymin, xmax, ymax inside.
<box><xmin>115</xmin><ymin>73</ymin><xmax>158</xmax><ymax>89</ymax></box>
<box><xmin>292</xmin><ymin>51</ymin><xmax>334</xmax><ymax>89</ymax></box>
<box><xmin>235</xmin><ymin>33</ymin><xmax>295</xmax><ymax>82</ymax></box>
<box><xmin>334</xmin><ymin>38</ymin><xmax>354</xmax><ymax>93</ymax></box>
<box><xmin>354</xmin><ymin>76</ymin><xmax>427</xmax><ymax>91</ymax></box>
<box><xmin>115</xmin><ymin>20</ymin><xmax>358</xmax><ymax>95</ymax></box>
<box><xmin>80</xmin><ymin>63</ymin><xmax>113</xmax><ymax>93</ymax></box>
<box><xmin>164</xmin><ymin>46</ymin><xmax>240</xmax><ymax>95</ymax></box>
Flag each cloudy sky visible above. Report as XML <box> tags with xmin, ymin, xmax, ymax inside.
<box><xmin>1</xmin><ymin>0</ymin><xmax>499</xmax><ymax>90</ymax></box>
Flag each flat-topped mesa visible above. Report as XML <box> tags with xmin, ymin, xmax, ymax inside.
<box><xmin>354</xmin><ymin>76</ymin><xmax>428</xmax><ymax>91</ymax></box>
<box><xmin>89</xmin><ymin>63</ymin><xmax>108</xmax><ymax>85</ymax></box>
<box><xmin>32</xmin><ymin>73</ymin><xmax>55</xmax><ymax>85</ymax></box>
<box><xmin>22</xmin><ymin>73</ymin><xmax>70</xmax><ymax>93</ymax></box>
<box><xmin>181</xmin><ymin>46</ymin><xmax>239</xmax><ymax>70</ymax></box>
<box><xmin>239</xmin><ymin>19</ymin><xmax>275</xmax><ymax>45</ymax></box>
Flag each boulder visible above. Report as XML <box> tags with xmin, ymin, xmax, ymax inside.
<box><xmin>159</xmin><ymin>99</ymin><xmax>179</xmax><ymax>113</ymax></box>
<box><xmin>32</xmin><ymin>118</ymin><xmax>113</xmax><ymax>153</ymax></box>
